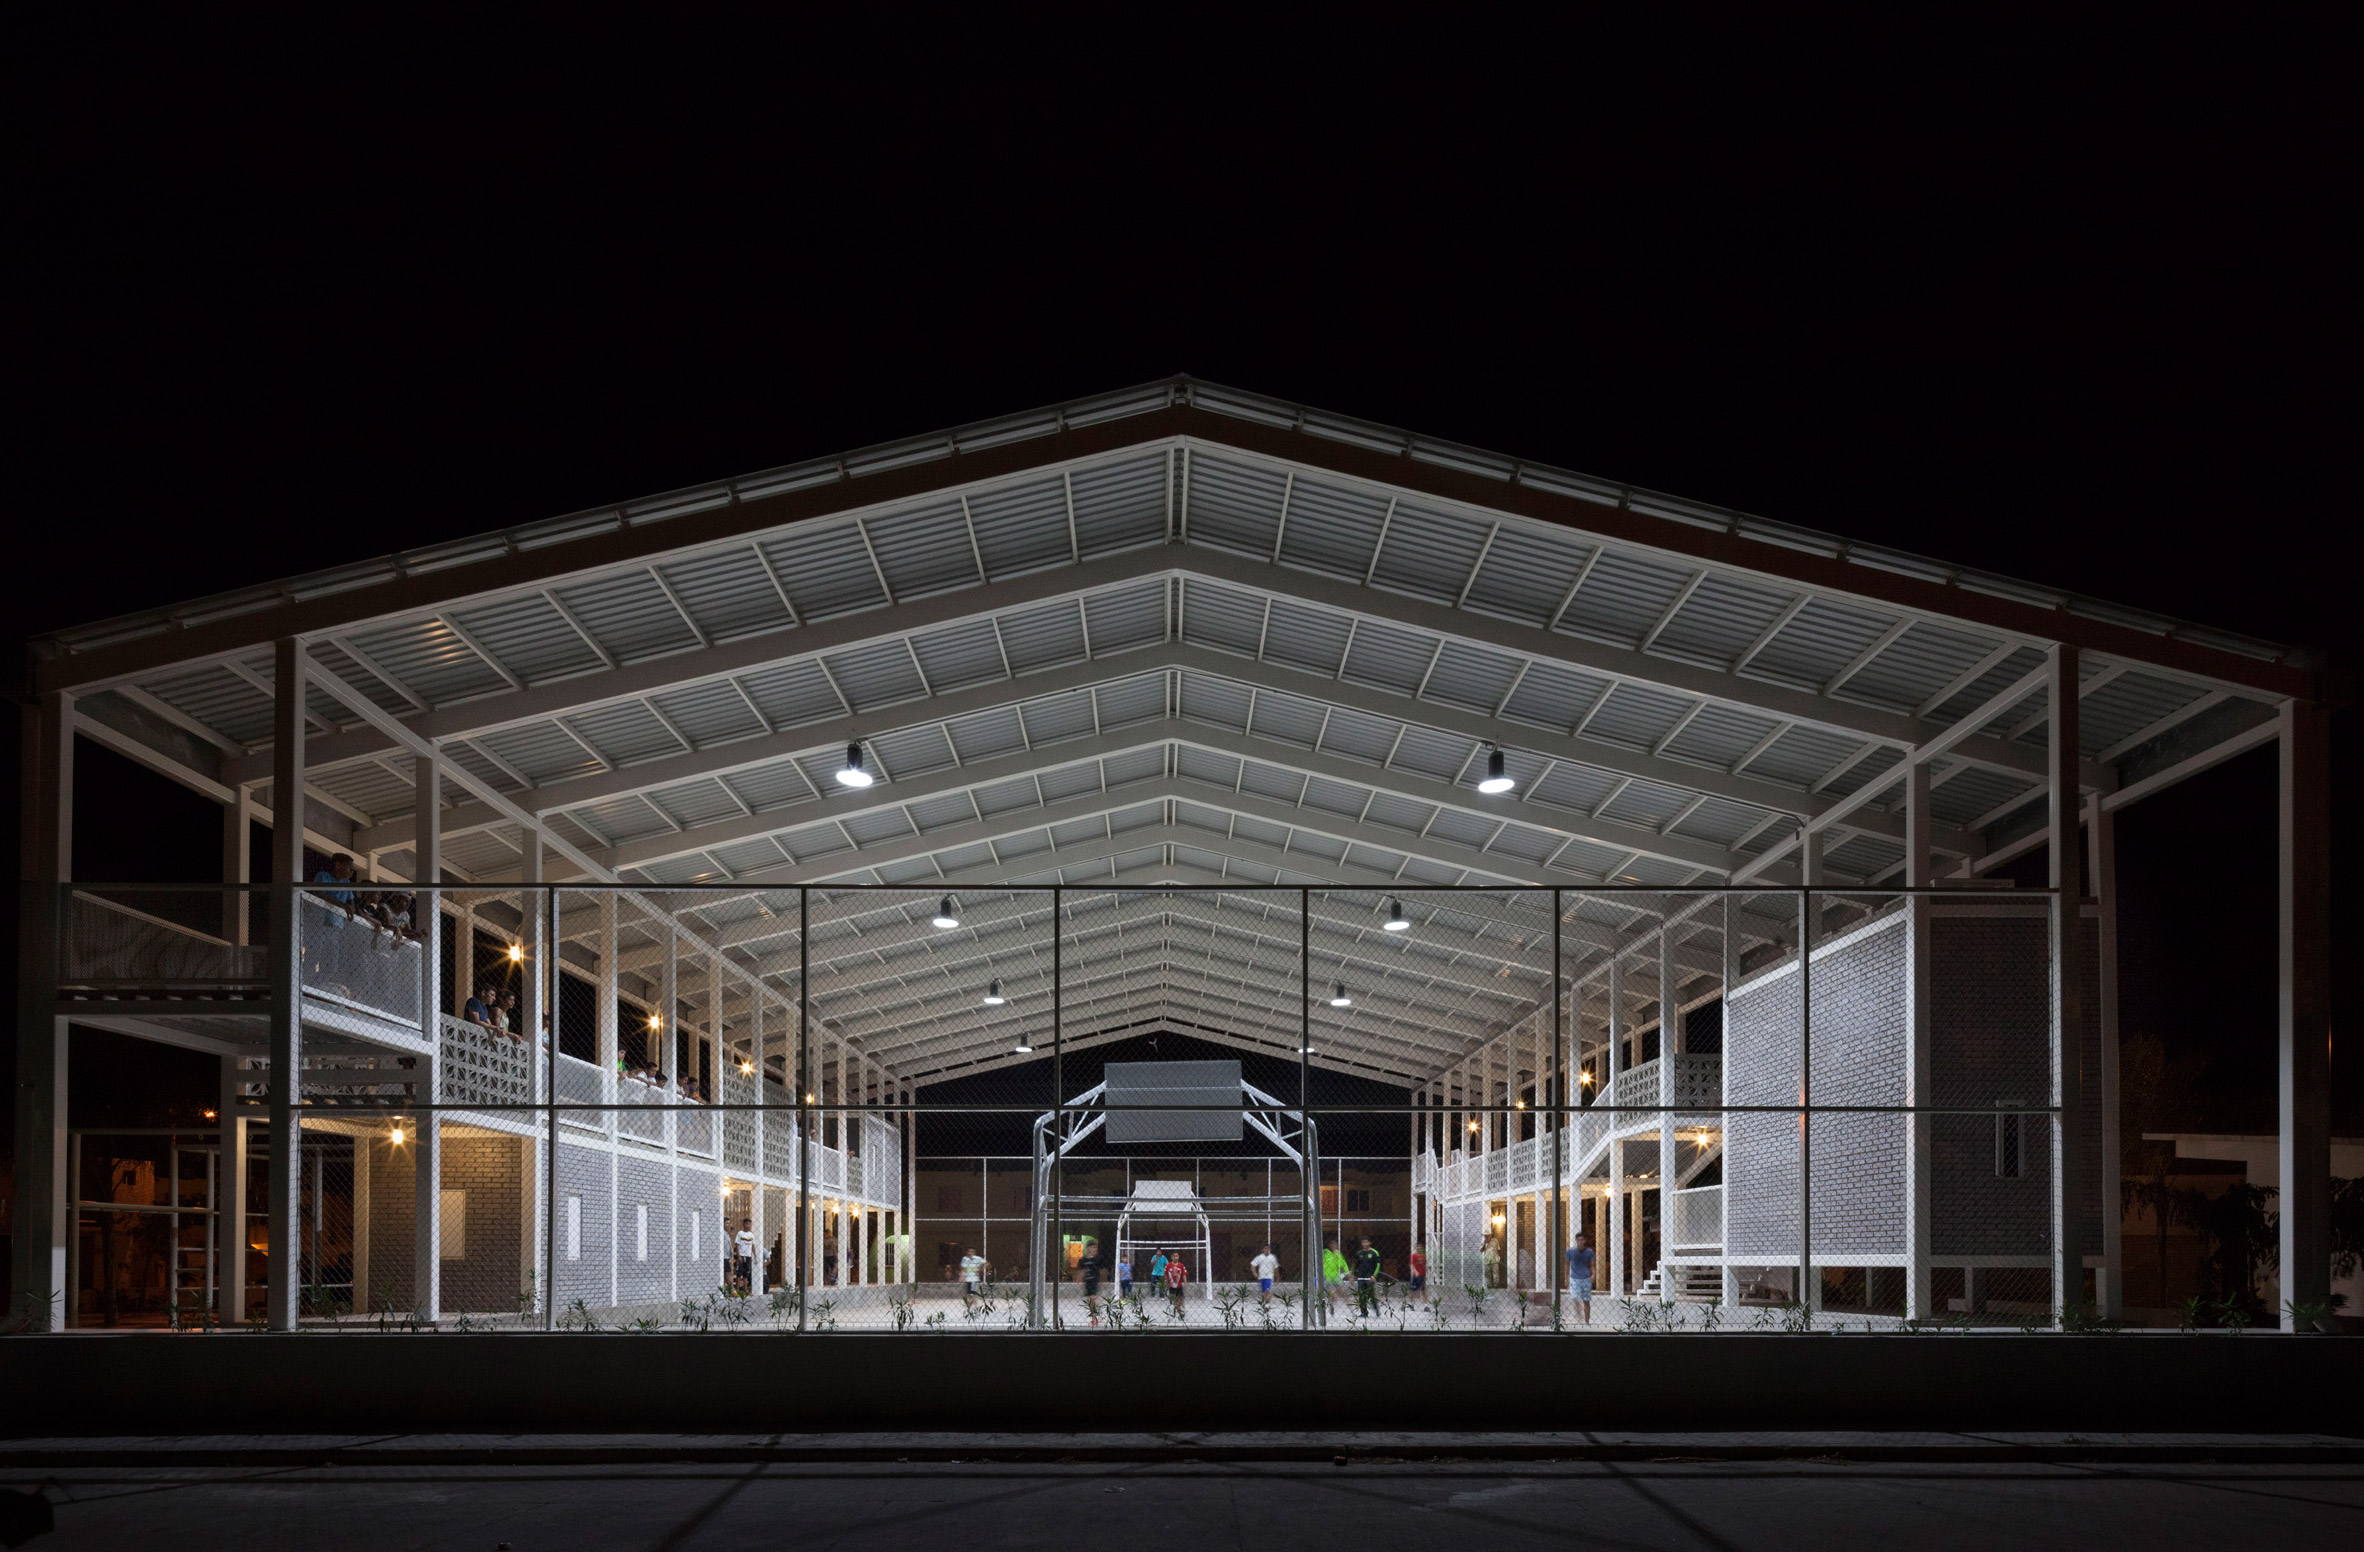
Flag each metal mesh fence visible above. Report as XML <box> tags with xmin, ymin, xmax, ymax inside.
<box><xmin>51</xmin><ymin>880</ymin><xmax>2106</xmax><ymax>1332</ymax></box>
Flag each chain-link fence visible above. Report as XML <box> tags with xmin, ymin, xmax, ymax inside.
<box><xmin>49</xmin><ymin>880</ymin><xmax>2099</xmax><ymax>1332</ymax></box>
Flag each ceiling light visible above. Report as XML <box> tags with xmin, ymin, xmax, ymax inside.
<box><xmin>1383</xmin><ymin>899</ymin><xmax>1410</xmax><ymax>932</ymax></box>
<box><xmin>1300</xmin><ymin>1045</ymin><xmax>1315</xmax><ymax>1055</ymax></box>
<box><xmin>1014</xmin><ymin>1039</ymin><xmax>1035</xmax><ymax>1054</ymax></box>
<box><xmin>932</xmin><ymin>896</ymin><xmax>961</xmax><ymax>930</ymax></box>
<box><xmin>1327</xmin><ymin>982</ymin><xmax>1352</xmax><ymax>1008</ymax></box>
<box><xmin>836</xmin><ymin>740</ymin><xmax>874</xmax><ymax>789</ymax></box>
<box><xmin>981</xmin><ymin>979</ymin><xmax>1007</xmax><ymax>1007</ymax></box>
<box><xmin>1477</xmin><ymin>745</ymin><xmax>1515</xmax><ymax>794</ymax></box>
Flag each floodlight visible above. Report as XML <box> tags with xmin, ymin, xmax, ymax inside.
<box><xmin>1327</xmin><ymin>981</ymin><xmax>1352</xmax><ymax>1008</ymax></box>
<box><xmin>1477</xmin><ymin>745</ymin><xmax>1515</xmax><ymax>794</ymax></box>
<box><xmin>932</xmin><ymin>896</ymin><xmax>961</xmax><ymax>930</ymax></box>
<box><xmin>981</xmin><ymin>979</ymin><xmax>1007</xmax><ymax>1006</ymax></box>
<box><xmin>836</xmin><ymin>740</ymin><xmax>874</xmax><ymax>789</ymax></box>
<box><xmin>1384</xmin><ymin>898</ymin><xmax>1410</xmax><ymax>931</ymax></box>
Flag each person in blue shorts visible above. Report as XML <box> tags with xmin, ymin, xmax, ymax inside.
<box><xmin>1565</xmin><ymin>1232</ymin><xmax>1595</xmax><ymax>1325</ymax></box>
<box><xmin>1116</xmin><ymin>1251</ymin><xmax>1133</xmax><ymax>1298</ymax></box>
<box><xmin>1250</xmin><ymin>1242</ymin><xmax>1279</xmax><ymax>1297</ymax></box>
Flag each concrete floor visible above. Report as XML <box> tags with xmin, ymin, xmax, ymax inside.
<box><xmin>6</xmin><ymin>1449</ymin><xmax>2360</xmax><ymax>1550</ymax></box>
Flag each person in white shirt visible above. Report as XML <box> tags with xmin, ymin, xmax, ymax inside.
<box><xmin>1251</xmin><ymin>1244</ymin><xmax>1280</xmax><ymax>1298</ymax></box>
<box><xmin>732</xmin><ymin>1226</ymin><xmax>757</xmax><ymax>1294</ymax></box>
<box><xmin>959</xmin><ymin>1248</ymin><xmax>988</xmax><ymax>1298</ymax></box>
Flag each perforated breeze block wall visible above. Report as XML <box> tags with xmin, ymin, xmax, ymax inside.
<box><xmin>1727</xmin><ymin>911</ymin><xmax>1907</xmax><ymax>1262</ymax></box>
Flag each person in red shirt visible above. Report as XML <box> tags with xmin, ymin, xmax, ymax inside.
<box><xmin>1408</xmin><ymin>1247</ymin><xmax>1428</xmax><ymax>1294</ymax></box>
<box><xmin>1163</xmin><ymin>1249</ymin><xmax>1189</xmax><ymax>1314</ymax></box>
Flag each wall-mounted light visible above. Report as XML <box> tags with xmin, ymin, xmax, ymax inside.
<box><xmin>804</xmin><ymin>1091</ymin><xmax>816</xmax><ymax>1103</ymax></box>
<box><xmin>1384</xmin><ymin>898</ymin><xmax>1410</xmax><ymax>932</ymax></box>
<box><xmin>932</xmin><ymin>896</ymin><xmax>961</xmax><ymax>930</ymax></box>
<box><xmin>649</xmin><ymin>1013</ymin><xmax>663</xmax><ymax>1031</ymax></box>
<box><xmin>507</xmin><ymin>942</ymin><xmax>524</xmax><ymax>964</ymax></box>
<box><xmin>981</xmin><ymin>979</ymin><xmax>1006</xmax><ymax>1006</ymax></box>
<box><xmin>1477</xmin><ymin>744</ymin><xmax>1515</xmax><ymax>794</ymax></box>
<box><xmin>1514</xmin><ymin>1099</ymin><xmax>1526</xmax><ymax>1110</ymax></box>
<box><xmin>1327</xmin><ymin>982</ymin><xmax>1352</xmax><ymax>1008</ymax></box>
<box><xmin>1468</xmin><ymin>1120</ymin><xmax>1481</xmax><ymax>1133</ymax></box>
<box><xmin>836</xmin><ymin>740</ymin><xmax>874</xmax><ymax>789</ymax></box>
<box><xmin>1579</xmin><ymin>1069</ymin><xmax>1594</xmax><ymax>1087</ymax></box>
<box><xmin>389</xmin><ymin>1123</ymin><xmax>407</xmax><ymax>1147</ymax></box>
<box><xmin>739</xmin><ymin>1059</ymin><xmax>755</xmax><ymax>1075</ymax></box>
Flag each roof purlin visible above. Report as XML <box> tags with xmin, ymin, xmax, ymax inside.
<box><xmin>39</xmin><ymin>398</ymin><xmax>2315</xmax><ymax>703</ymax></box>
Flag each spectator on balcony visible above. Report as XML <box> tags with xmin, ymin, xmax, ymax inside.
<box><xmin>496</xmin><ymin>986</ymin><xmax>524</xmax><ymax>1039</ymax></box>
<box><xmin>312</xmin><ymin>854</ymin><xmax>361</xmax><ymax>918</ymax></box>
<box><xmin>462</xmin><ymin>988</ymin><xmax>497</xmax><ymax>1028</ymax></box>
<box><xmin>364</xmin><ymin>890</ymin><xmax>419</xmax><ymax>945</ymax></box>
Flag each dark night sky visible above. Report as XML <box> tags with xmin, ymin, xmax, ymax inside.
<box><xmin>6</xmin><ymin>20</ymin><xmax>2355</xmax><ymax>1148</ymax></box>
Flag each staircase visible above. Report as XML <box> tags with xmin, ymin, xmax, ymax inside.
<box><xmin>1634</xmin><ymin>1263</ymin><xmax>1724</xmax><ymax>1303</ymax></box>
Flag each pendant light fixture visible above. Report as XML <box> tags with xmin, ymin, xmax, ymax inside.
<box><xmin>981</xmin><ymin>979</ymin><xmax>1007</xmax><ymax>1006</ymax></box>
<box><xmin>1327</xmin><ymin>981</ymin><xmax>1352</xmax><ymax>1008</ymax></box>
<box><xmin>836</xmin><ymin>739</ymin><xmax>874</xmax><ymax>789</ymax></box>
<box><xmin>1383</xmin><ymin>898</ymin><xmax>1410</xmax><ymax>932</ymax></box>
<box><xmin>932</xmin><ymin>896</ymin><xmax>961</xmax><ymax>930</ymax></box>
<box><xmin>1477</xmin><ymin>744</ymin><xmax>1515</xmax><ymax>794</ymax></box>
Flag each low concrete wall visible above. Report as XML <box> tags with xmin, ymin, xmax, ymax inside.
<box><xmin>6</xmin><ymin>1333</ymin><xmax>2357</xmax><ymax>1435</ymax></box>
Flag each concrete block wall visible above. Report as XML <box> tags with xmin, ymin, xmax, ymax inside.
<box><xmin>1929</xmin><ymin>910</ymin><xmax>2057</xmax><ymax>1257</ymax></box>
<box><xmin>554</xmin><ymin>1139</ymin><xmax>614</xmax><ymax>1310</ymax></box>
<box><xmin>438</xmin><ymin>1132</ymin><xmax>526</xmax><ymax>1314</ymax></box>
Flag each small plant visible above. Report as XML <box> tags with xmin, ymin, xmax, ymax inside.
<box><xmin>923</xmin><ymin>1310</ymin><xmax>948</xmax><ymax>1330</ymax></box>
<box><xmin>1699</xmin><ymin>1296</ymin><xmax>1723</xmax><ymax>1333</ymax></box>
<box><xmin>516</xmin><ymin>1271</ymin><xmax>538</xmax><ymax>1324</ymax></box>
<box><xmin>2177</xmin><ymin>1295</ymin><xmax>2209</xmax><ymax>1333</ymax></box>
<box><xmin>559</xmin><ymin>1298</ymin><xmax>599</xmax><ymax>1332</ymax></box>
<box><xmin>627</xmin><ymin>1316</ymin><xmax>664</xmax><ymax>1333</ymax></box>
<box><xmin>454</xmin><ymin>1314</ymin><xmax>488</xmax><ymax>1333</ymax></box>
<box><xmin>1779</xmin><ymin>1299</ymin><xmax>1814</xmax><ymax>1334</ymax></box>
<box><xmin>890</xmin><ymin>1293</ymin><xmax>915</xmax><ymax>1332</ymax></box>
<box><xmin>768</xmin><ymin>1286</ymin><xmax>801</xmax><ymax>1324</ymax></box>
<box><xmin>2059</xmin><ymin>1300</ymin><xmax>2110</xmax><ymax>1334</ymax></box>
<box><xmin>1465</xmin><ymin>1282</ymin><xmax>1492</xmax><ymax>1324</ymax></box>
<box><xmin>2284</xmin><ymin>1296</ymin><xmax>2333</xmax><ymax>1333</ymax></box>
<box><xmin>1214</xmin><ymin>1287</ymin><xmax>1246</xmax><ymax>1331</ymax></box>
<box><xmin>2218</xmin><ymin>1298</ymin><xmax>2252</xmax><ymax>1335</ymax></box>
<box><xmin>810</xmin><ymin>1297</ymin><xmax>837</xmax><ymax>1332</ymax></box>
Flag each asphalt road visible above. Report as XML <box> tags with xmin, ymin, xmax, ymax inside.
<box><xmin>5</xmin><ymin>1456</ymin><xmax>2361</xmax><ymax>1550</ymax></box>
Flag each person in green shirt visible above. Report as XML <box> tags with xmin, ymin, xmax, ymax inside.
<box><xmin>1320</xmin><ymin>1238</ymin><xmax>1348</xmax><ymax>1316</ymax></box>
